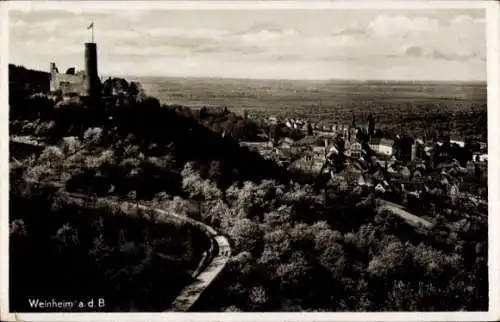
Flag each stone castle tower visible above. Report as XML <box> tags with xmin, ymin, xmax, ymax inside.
<box><xmin>84</xmin><ymin>42</ymin><xmax>99</xmax><ymax>98</ymax></box>
<box><xmin>49</xmin><ymin>42</ymin><xmax>100</xmax><ymax>98</ymax></box>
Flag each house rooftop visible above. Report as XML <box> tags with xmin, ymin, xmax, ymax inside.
<box><xmin>294</xmin><ymin>135</ymin><xmax>318</xmax><ymax>146</ymax></box>
<box><xmin>369</xmin><ymin>137</ymin><xmax>394</xmax><ymax>147</ymax></box>
<box><xmin>380</xmin><ymin>138</ymin><xmax>395</xmax><ymax>147</ymax></box>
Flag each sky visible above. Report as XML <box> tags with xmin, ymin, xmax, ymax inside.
<box><xmin>8</xmin><ymin>7</ymin><xmax>487</xmax><ymax>81</ymax></box>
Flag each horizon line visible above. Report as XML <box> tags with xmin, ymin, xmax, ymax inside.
<box><xmin>9</xmin><ymin>63</ymin><xmax>487</xmax><ymax>84</ymax></box>
<box><xmin>110</xmin><ymin>73</ymin><xmax>487</xmax><ymax>84</ymax></box>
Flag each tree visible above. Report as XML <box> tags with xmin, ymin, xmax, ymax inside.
<box><xmin>112</xmin><ymin>77</ymin><xmax>129</xmax><ymax>93</ymax></box>
<box><xmin>53</xmin><ymin>223</ymin><xmax>80</xmax><ymax>253</ymax></box>
<box><xmin>36</xmin><ymin>120</ymin><xmax>56</xmax><ymax>136</ymax></box>
<box><xmin>224</xmin><ymin>305</ymin><xmax>242</xmax><ymax>312</ymax></box>
<box><xmin>39</xmin><ymin>146</ymin><xmax>64</xmax><ymax>169</ymax></box>
<box><xmin>85</xmin><ymin>149</ymin><xmax>115</xmax><ymax>171</ymax></box>
<box><xmin>152</xmin><ymin>191</ymin><xmax>171</xmax><ymax>210</ymax></box>
<box><xmin>207</xmin><ymin>160</ymin><xmax>222</xmax><ymax>181</ymax></box>
<box><xmin>228</xmin><ymin>218</ymin><xmax>263</xmax><ymax>255</ymax></box>
<box><xmin>127</xmin><ymin>190</ymin><xmax>139</xmax><ymax>216</ymax></box>
<box><xmin>289</xmin><ymin>222</ymin><xmax>315</xmax><ymax>250</ymax></box>
<box><xmin>229</xmin><ymin>251</ymin><xmax>255</xmax><ymax>276</ymax></box>
<box><xmin>60</xmin><ymin>136</ymin><xmax>82</xmax><ymax>156</ymax></box>
<box><xmin>23</xmin><ymin>164</ymin><xmax>53</xmax><ymax>183</ymax></box>
<box><xmin>202</xmin><ymin>199</ymin><xmax>230</xmax><ymax>226</ymax></box>
<box><xmin>10</xmin><ymin>219</ymin><xmax>27</xmax><ymax>238</ymax></box>
<box><xmin>102</xmin><ymin>77</ymin><xmax>113</xmax><ymax>96</ymax></box>
<box><xmin>249</xmin><ymin>285</ymin><xmax>268</xmax><ymax>309</ymax></box>
<box><xmin>318</xmin><ymin>243</ymin><xmax>346</xmax><ymax>278</ymax></box>
<box><xmin>129</xmin><ymin>82</ymin><xmax>140</xmax><ymax>97</ymax></box>
<box><xmin>225</xmin><ymin>181</ymin><xmax>258</xmax><ymax>217</ymax></box>
<box><xmin>167</xmin><ymin>196</ymin><xmax>192</xmax><ymax>216</ymax></box>
<box><xmin>367</xmin><ymin>240</ymin><xmax>406</xmax><ymax>279</ymax></box>
<box><xmin>411</xmin><ymin>243</ymin><xmax>447</xmax><ymax>279</ymax></box>
<box><xmin>262</xmin><ymin>227</ymin><xmax>291</xmax><ymax>259</ymax></box>
<box><xmin>263</xmin><ymin>206</ymin><xmax>293</xmax><ymax>230</ymax></box>
<box><xmin>313</xmin><ymin>226</ymin><xmax>343</xmax><ymax>253</ymax></box>
<box><xmin>258</xmin><ymin>248</ymin><xmax>282</xmax><ymax>272</ymax></box>
<box><xmin>83</xmin><ymin>127</ymin><xmax>103</xmax><ymax>145</ymax></box>
<box><xmin>181</xmin><ymin>163</ymin><xmax>222</xmax><ymax>218</ymax></box>
<box><xmin>88</xmin><ymin>232</ymin><xmax>115</xmax><ymax>266</ymax></box>
<box><xmin>276</xmin><ymin>251</ymin><xmax>311</xmax><ymax>292</ymax></box>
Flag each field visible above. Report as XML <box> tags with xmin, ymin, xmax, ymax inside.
<box><xmin>131</xmin><ymin>76</ymin><xmax>487</xmax><ymax>140</ymax></box>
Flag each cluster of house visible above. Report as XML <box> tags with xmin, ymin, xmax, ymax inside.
<box><xmin>269</xmin><ymin>115</ymin><xmax>394</xmax><ymax>156</ymax></box>
<box><xmin>315</xmin><ymin>152</ymin><xmax>485</xmax><ymax>209</ymax></box>
<box><xmin>267</xmin><ymin>114</ymin><xmax>487</xmax><ymax>165</ymax></box>
<box><xmin>366</xmin><ymin>160</ymin><xmax>482</xmax><ymax>204</ymax></box>
<box><xmin>252</xmin><ymin>114</ymin><xmax>488</xmax><ymax>204</ymax></box>
<box><xmin>241</xmin><ymin>128</ymin><xmax>486</xmax><ymax>203</ymax></box>
<box><xmin>269</xmin><ymin>116</ymin><xmax>353</xmax><ymax>133</ymax></box>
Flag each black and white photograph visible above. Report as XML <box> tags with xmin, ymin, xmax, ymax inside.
<box><xmin>1</xmin><ymin>0</ymin><xmax>499</xmax><ymax>321</ymax></box>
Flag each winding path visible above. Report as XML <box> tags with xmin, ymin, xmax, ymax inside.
<box><xmin>375</xmin><ymin>198</ymin><xmax>434</xmax><ymax>229</ymax></box>
<box><xmin>10</xmin><ymin>135</ymin><xmax>45</xmax><ymax>146</ymax></box>
<box><xmin>10</xmin><ymin>136</ymin><xmax>231</xmax><ymax>312</ymax></box>
<box><xmin>64</xmin><ymin>194</ymin><xmax>231</xmax><ymax>312</ymax></box>
<box><xmin>167</xmin><ymin>234</ymin><xmax>230</xmax><ymax>311</ymax></box>
<box><xmin>134</xmin><ymin>204</ymin><xmax>231</xmax><ymax>312</ymax></box>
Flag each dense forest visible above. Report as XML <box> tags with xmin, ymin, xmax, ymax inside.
<box><xmin>194</xmin><ymin>186</ymin><xmax>487</xmax><ymax>311</ymax></box>
<box><xmin>9</xmin><ymin>64</ymin><xmax>50</xmax><ymax>95</ymax></box>
<box><xmin>9</xmin><ymin>75</ymin><xmax>488</xmax><ymax>311</ymax></box>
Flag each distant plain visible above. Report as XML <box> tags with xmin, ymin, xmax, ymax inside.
<box><xmin>128</xmin><ymin>76</ymin><xmax>487</xmax><ymax>140</ymax></box>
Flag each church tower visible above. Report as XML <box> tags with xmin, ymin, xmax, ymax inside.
<box><xmin>368</xmin><ymin>114</ymin><xmax>375</xmax><ymax>138</ymax></box>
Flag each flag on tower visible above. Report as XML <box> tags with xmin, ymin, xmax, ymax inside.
<box><xmin>87</xmin><ymin>22</ymin><xmax>95</xmax><ymax>43</ymax></box>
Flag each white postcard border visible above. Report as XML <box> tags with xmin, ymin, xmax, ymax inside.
<box><xmin>1</xmin><ymin>1</ymin><xmax>498</xmax><ymax>321</ymax></box>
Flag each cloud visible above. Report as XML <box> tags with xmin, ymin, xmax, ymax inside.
<box><xmin>433</xmin><ymin>50</ymin><xmax>483</xmax><ymax>62</ymax></box>
<box><xmin>450</xmin><ymin>14</ymin><xmax>477</xmax><ymax>25</ymax></box>
<box><xmin>369</xmin><ymin>13</ymin><xmax>485</xmax><ymax>62</ymax></box>
<box><xmin>404</xmin><ymin>46</ymin><xmax>424</xmax><ymax>57</ymax></box>
<box><xmin>8</xmin><ymin>9</ymin><xmax>486</xmax><ymax>80</ymax></box>
<box><xmin>402</xmin><ymin>45</ymin><xmax>481</xmax><ymax>62</ymax></box>
<box><xmin>332</xmin><ymin>24</ymin><xmax>367</xmax><ymax>36</ymax></box>
<box><xmin>368</xmin><ymin>15</ymin><xmax>440</xmax><ymax>37</ymax></box>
